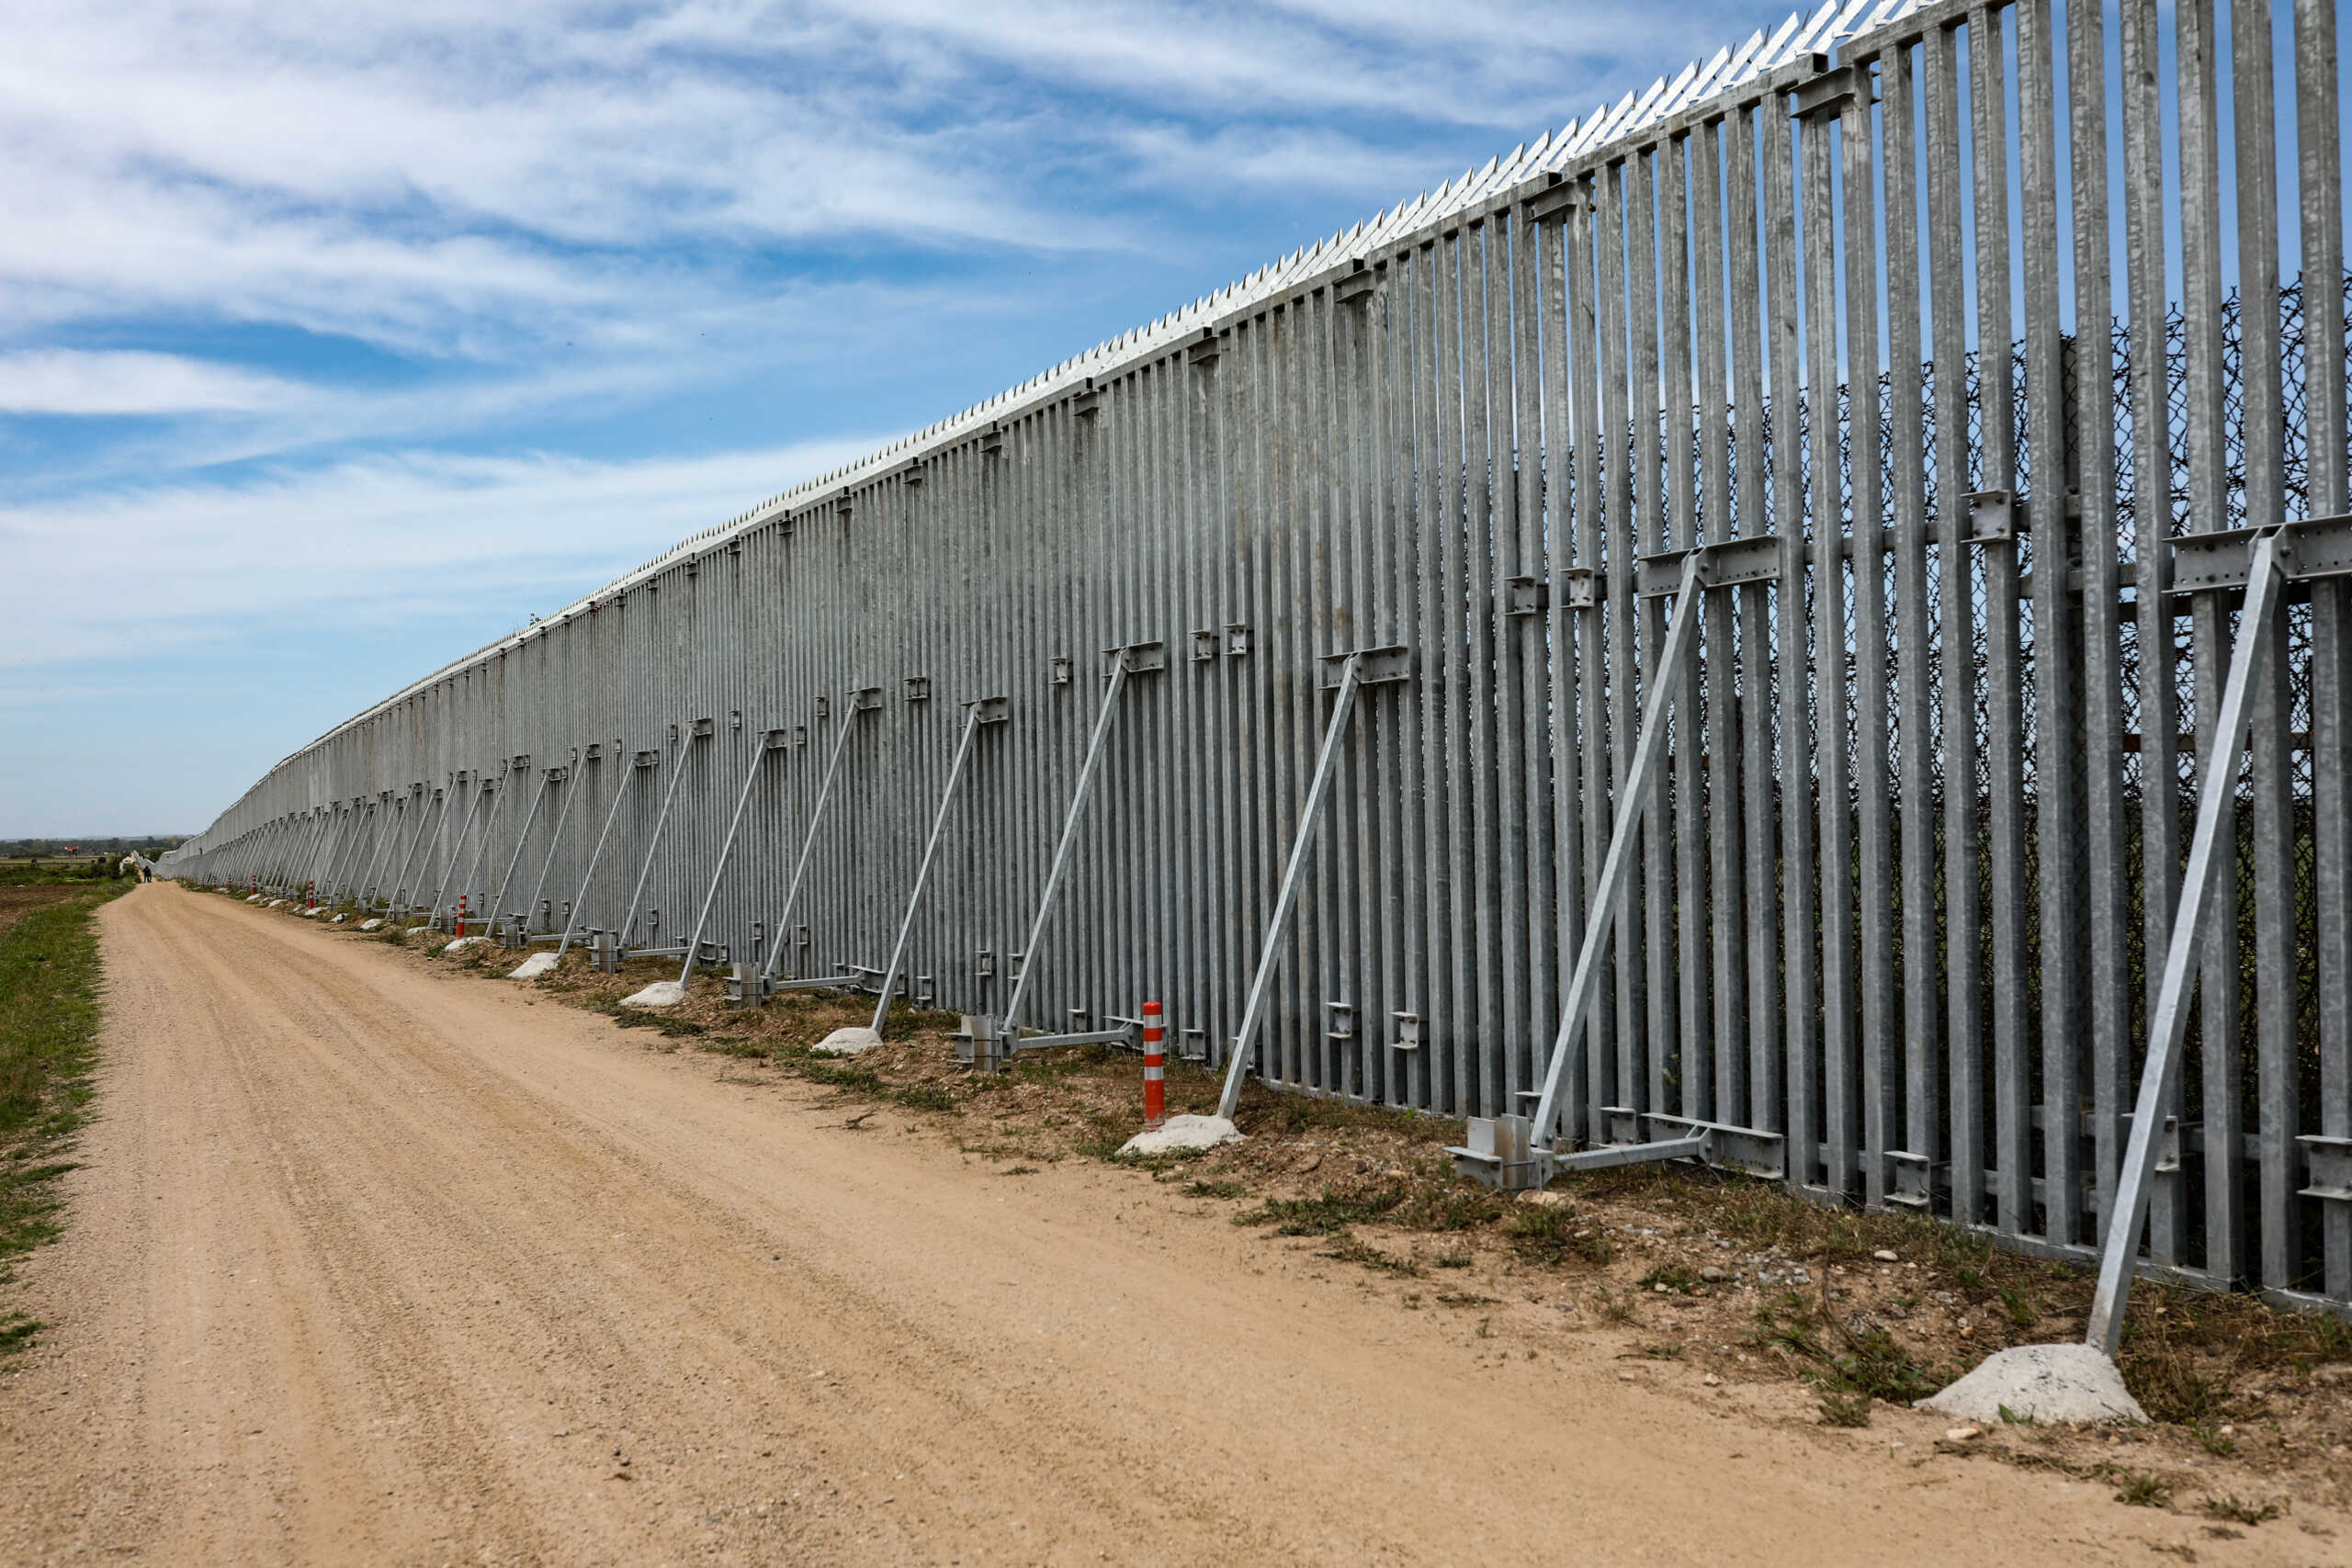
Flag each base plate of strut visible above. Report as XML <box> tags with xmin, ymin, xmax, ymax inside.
<box><xmin>1450</xmin><ymin>1111</ymin><xmax>1786</xmax><ymax>1192</ymax></box>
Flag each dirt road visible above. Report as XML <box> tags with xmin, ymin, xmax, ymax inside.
<box><xmin>1</xmin><ymin>886</ymin><xmax>2334</xmax><ymax>1566</ymax></box>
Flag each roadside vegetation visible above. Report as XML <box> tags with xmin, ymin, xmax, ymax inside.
<box><xmin>0</xmin><ymin>879</ymin><xmax>130</xmax><ymax>1356</ymax></box>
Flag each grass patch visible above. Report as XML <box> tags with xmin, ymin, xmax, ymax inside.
<box><xmin>1817</xmin><ymin>1387</ymin><xmax>1873</xmax><ymax>1427</ymax></box>
<box><xmin>0</xmin><ymin>881</ymin><xmax>129</xmax><ymax>1358</ymax></box>
<box><xmin>2112</xmin><ymin>1471</ymin><xmax>2173</xmax><ymax>1508</ymax></box>
<box><xmin>1506</xmin><ymin>1203</ymin><xmax>1614</xmax><ymax>1268</ymax></box>
<box><xmin>1320</xmin><ymin>1235</ymin><xmax>1422</xmax><ymax>1277</ymax></box>
<box><xmin>1182</xmin><ymin>1179</ymin><xmax>1250</xmax><ymax>1200</ymax></box>
<box><xmin>1637</xmin><ymin>1261</ymin><xmax>1702</xmax><ymax>1294</ymax></box>
<box><xmin>1234</xmin><ymin>1185</ymin><xmax>1405</xmax><ymax>1236</ymax></box>
<box><xmin>2200</xmin><ymin>1495</ymin><xmax>2283</xmax><ymax>1526</ymax></box>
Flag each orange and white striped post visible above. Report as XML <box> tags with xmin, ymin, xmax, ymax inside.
<box><xmin>304</xmin><ymin>879</ymin><xmax>314</xmax><ymax>911</ymax></box>
<box><xmin>1142</xmin><ymin>999</ymin><xmax>1166</xmax><ymax>1129</ymax></box>
<box><xmin>457</xmin><ymin>893</ymin><xmax>468</xmax><ymax>939</ymax></box>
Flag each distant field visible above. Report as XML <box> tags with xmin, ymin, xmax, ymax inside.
<box><xmin>0</xmin><ymin>888</ymin><xmax>87</xmax><ymax>942</ymax></box>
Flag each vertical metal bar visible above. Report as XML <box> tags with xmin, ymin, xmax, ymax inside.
<box><xmin>2231</xmin><ymin>0</ymin><xmax>2295</xmax><ymax>1296</ymax></box>
<box><xmin>2178</xmin><ymin>0</ymin><xmax>2242</xmax><ymax>1285</ymax></box>
<box><xmin>2018</xmin><ymin>0</ymin><xmax>2082</xmax><ymax>1246</ymax></box>
<box><xmin>1764</xmin><ymin>79</ymin><xmax>1818</xmax><ymax>1178</ymax></box>
<box><xmin>2068</xmin><ymin>0</ymin><xmax>2129</xmax><ymax>1247</ymax></box>
<box><xmin>2296</xmin><ymin>0</ymin><xmax>2352</xmax><ymax>1305</ymax></box>
<box><xmin>1802</xmin><ymin>87</ymin><xmax>1858</xmax><ymax>1200</ymax></box>
<box><xmin>1884</xmin><ymin>35</ymin><xmax>1941</xmax><ymax>1189</ymax></box>
<box><xmin>2118</xmin><ymin>0</ymin><xmax>2181</xmax><ymax>1262</ymax></box>
<box><xmin>1972</xmin><ymin>2</ymin><xmax>2034</xmax><ymax>1239</ymax></box>
<box><xmin>1842</xmin><ymin>60</ymin><xmax>1894</xmax><ymax>1210</ymax></box>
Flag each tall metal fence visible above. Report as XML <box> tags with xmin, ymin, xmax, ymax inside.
<box><xmin>164</xmin><ymin>0</ymin><xmax>2352</xmax><ymax>1317</ymax></box>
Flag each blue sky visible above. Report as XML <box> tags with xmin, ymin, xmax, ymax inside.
<box><xmin>0</xmin><ymin>0</ymin><xmax>1799</xmax><ymax>835</ymax></box>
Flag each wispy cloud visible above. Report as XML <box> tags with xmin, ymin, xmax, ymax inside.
<box><xmin>0</xmin><ymin>350</ymin><xmax>314</xmax><ymax>415</ymax></box>
<box><xmin>0</xmin><ymin>437</ymin><xmax>886</xmax><ymax>669</ymax></box>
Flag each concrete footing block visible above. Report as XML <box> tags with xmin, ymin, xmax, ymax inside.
<box><xmin>811</xmin><ymin>1026</ymin><xmax>882</xmax><ymax>1056</ymax></box>
<box><xmin>1117</xmin><ymin>1114</ymin><xmax>1244</xmax><ymax>1156</ymax></box>
<box><xmin>358</xmin><ymin>918</ymin><xmax>383</xmax><ymax>931</ymax></box>
<box><xmin>509</xmin><ymin>952</ymin><xmax>559</xmax><ymax>980</ymax></box>
<box><xmin>620</xmin><ymin>979</ymin><xmax>687</xmax><ymax>1008</ymax></box>
<box><xmin>442</xmin><ymin>935</ymin><xmax>488</xmax><ymax>954</ymax></box>
<box><xmin>1917</xmin><ymin>1343</ymin><xmax>2147</xmax><ymax>1425</ymax></box>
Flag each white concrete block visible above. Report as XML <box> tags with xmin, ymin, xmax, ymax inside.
<box><xmin>1117</xmin><ymin>1114</ymin><xmax>1243</xmax><ymax>1156</ymax></box>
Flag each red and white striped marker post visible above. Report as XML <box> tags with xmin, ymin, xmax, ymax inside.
<box><xmin>1142</xmin><ymin>1000</ymin><xmax>1166</xmax><ymax>1130</ymax></box>
<box><xmin>305</xmin><ymin>879</ymin><xmax>314</xmax><ymax>911</ymax></box>
<box><xmin>457</xmin><ymin>893</ymin><xmax>468</xmax><ymax>939</ymax></box>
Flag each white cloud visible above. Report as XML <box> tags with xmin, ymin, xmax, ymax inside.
<box><xmin>0</xmin><ymin>437</ymin><xmax>887</xmax><ymax>669</ymax></box>
<box><xmin>0</xmin><ymin>350</ymin><xmax>313</xmax><ymax>415</ymax></box>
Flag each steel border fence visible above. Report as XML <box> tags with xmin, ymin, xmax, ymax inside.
<box><xmin>163</xmin><ymin>0</ymin><xmax>2352</xmax><ymax>1316</ymax></box>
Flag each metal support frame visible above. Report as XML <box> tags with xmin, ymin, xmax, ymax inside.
<box><xmin>2088</xmin><ymin>529</ymin><xmax>2289</xmax><ymax>1355</ymax></box>
<box><xmin>521</xmin><ymin>757</ymin><xmax>579</xmax><ymax>932</ymax></box>
<box><xmin>426</xmin><ymin>773</ymin><xmax>485</xmax><ymax>929</ymax></box>
<box><xmin>757</xmin><ymin>687</ymin><xmax>884</xmax><ymax>988</ymax></box>
<box><xmin>385</xmin><ymin>784</ymin><xmax>439</xmax><ymax>914</ymax></box>
<box><xmin>619</xmin><ymin>724</ymin><xmax>707</xmax><ymax>948</ymax></box>
<box><xmin>1457</xmin><ymin>552</ymin><xmax>1710</xmax><ymax>1187</ymax></box>
<box><xmin>994</xmin><ymin>641</ymin><xmax>1164</xmax><ymax>1042</ymax></box>
<box><xmin>871</xmin><ymin>695</ymin><xmax>1007</xmax><ymax>1032</ymax></box>
<box><xmin>555</xmin><ymin>748</ymin><xmax>650</xmax><ymax>960</ymax></box>
<box><xmin>489</xmin><ymin>764</ymin><xmax>555</xmax><ymax>933</ymax></box>
<box><xmin>1216</xmin><ymin>646</ymin><xmax>1408</xmax><ymax>1120</ymax></box>
<box><xmin>677</xmin><ymin>729</ymin><xmax>790</xmax><ymax>987</ymax></box>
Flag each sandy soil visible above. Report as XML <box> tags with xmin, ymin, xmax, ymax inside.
<box><xmin>1</xmin><ymin>883</ymin><xmax>2342</xmax><ymax>1567</ymax></box>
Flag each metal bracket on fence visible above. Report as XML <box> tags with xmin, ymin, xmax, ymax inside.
<box><xmin>2166</xmin><ymin>513</ymin><xmax>2352</xmax><ymax>592</ymax></box>
<box><xmin>1216</xmin><ymin>645</ymin><xmax>1412</xmax><ymax>1120</ymax></box>
<box><xmin>1634</xmin><ymin>534</ymin><xmax>1785</xmax><ymax>597</ymax></box>
<box><xmin>1962</xmin><ymin>490</ymin><xmax>2028</xmax><ymax>544</ymax></box>
<box><xmin>870</xmin><ymin>696</ymin><xmax>1007</xmax><ymax>1032</ymax></box>
<box><xmin>756</xmin><ymin>687</ymin><xmax>884</xmax><ymax>995</ymax></box>
<box><xmin>1889</xmin><ymin>1151</ymin><xmax>1936</xmax><ymax>1210</ymax></box>
<box><xmin>2298</xmin><ymin>1136</ymin><xmax>2352</xmax><ymax>1203</ymax></box>
<box><xmin>1504</xmin><ymin>577</ymin><xmax>1548</xmax><ymax>615</ymax></box>
<box><xmin>987</xmin><ymin>640</ymin><xmax>1165</xmax><ymax>1055</ymax></box>
<box><xmin>2088</xmin><ymin>528</ymin><xmax>2288</xmax><ymax>1359</ymax></box>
